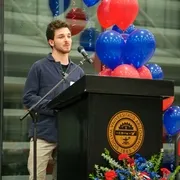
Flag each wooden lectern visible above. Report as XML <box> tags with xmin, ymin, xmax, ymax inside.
<box><xmin>48</xmin><ymin>75</ymin><xmax>174</xmax><ymax>180</ymax></box>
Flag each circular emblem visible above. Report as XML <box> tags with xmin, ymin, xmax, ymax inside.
<box><xmin>107</xmin><ymin>110</ymin><xmax>144</xmax><ymax>155</ymax></box>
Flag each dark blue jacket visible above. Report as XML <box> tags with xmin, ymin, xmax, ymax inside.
<box><xmin>23</xmin><ymin>54</ymin><xmax>84</xmax><ymax>143</ymax></box>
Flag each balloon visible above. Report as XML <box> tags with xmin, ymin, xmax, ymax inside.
<box><xmin>163</xmin><ymin>106</ymin><xmax>180</xmax><ymax>136</ymax></box>
<box><xmin>112</xmin><ymin>24</ymin><xmax>135</xmax><ymax>34</ymax></box>
<box><xmin>99</xmin><ymin>68</ymin><xmax>112</xmax><ymax>76</ymax></box>
<box><xmin>49</xmin><ymin>0</ymin><xmax>71</xmax><ymax>16</ymax></box>
<box><xmin>110</xmin><ymin>0</ymin><xmax>139</xmax><ymax>30</ymax></box>
<box><xmin>112</xmin><ymin>24</ymin><xmax>135</xmax><ymax>41</ymax></box>
<box><xmin>137</xmin><ymin>65</ymin><xmax>152</xmax><ymax>79</ymax></box>
<box><xmin>83</xmin><ymin>0</ymin><xmax>100</xmax><ymax>7</ymax></box>
<box><xmin>66</xmin><ymin>8</ymin><xmax>87</xmax><ymax>36</ymax></box>
<box><xmin>123</xmin><ymin>29</ymin><xmax>156</xmax><ymax>68</ymax></box>
<box><xmin>111</xmin><ymin>64</ymin><xmax>140</xmax><ymax>78</ymax></box>
<box><xmin>95</xmin><ymin>30</ymin><xmax>125</xmax><ymax>69</ymax></box>
<box><xmin>145</xmin><ymin>63</ymin><xmax>163</xmax><ymax>80</ymax></box>
<box><xmin>97</xmin><ymin>0</ymin><xmax>114</xmax><ymax>28</ymax></box>
<box><xmin>163</xmin><ymin>96</ymin><xmax>174</xmax><ymax>111</ymax></box>
<box><xmin>80</xmin><ymin>28</ymin><xmax>100</xmax><ymax>51</ymax></box>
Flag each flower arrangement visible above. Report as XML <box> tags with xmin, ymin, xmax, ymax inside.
<box><xmin>89</xmin><ymin>148</ymin><xmax>180</xmax><ymax>180</ymax></box>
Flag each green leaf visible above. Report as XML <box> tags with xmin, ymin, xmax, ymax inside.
<box><xmin>104</xmin><ymin>148</ymin><xmax>110</xmax><ymax>155</ymax></box>
<box><xmin>169</xmin><ymin>165</ymin><xmax>180</xmax><ymax>180</ymax></box>
<box><xmin>89</xmin><ymin>173</ymin><xmax>95</xmax><ymax>179</ymax></box>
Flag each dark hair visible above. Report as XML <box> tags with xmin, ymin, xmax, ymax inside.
<box><xmin>46</xmin><ymin>20</ymin><xmax>70</xmax><ymax>41</ymax></box>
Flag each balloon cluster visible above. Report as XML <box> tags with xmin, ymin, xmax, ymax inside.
<box><xmin>82</xmin><ymin>0</ymin><xmax>179</xmax><ymax>137</ymax></box>
<box><xmin>95</xmin><ymin>2</ymin><xmax>163</xmax><ymax>80</ymax></box>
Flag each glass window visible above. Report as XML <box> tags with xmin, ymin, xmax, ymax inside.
<box><xmin>3</xmin><ymin>0</ymin><xmax>99</xmax><ymax>179</ymax></box>
<box><xmin>0</xmin><ymin>0</ymin><xmax>4</xmax><ymax>178</ymax></box>
<box><xmin>2</xmin><ymin>0</ymin><xmax>180</xmax><ymax>179</ymax></box>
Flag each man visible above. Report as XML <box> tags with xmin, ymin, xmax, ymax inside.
<box><xmin>23</xmin><ymin>20</ymin><xmax>84</xmax><ymax>180</ymax></box>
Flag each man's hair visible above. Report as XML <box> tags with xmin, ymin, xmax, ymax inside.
<box><xmin>46</xmin><ymin>20</ymin><xmax>70</xmax><ymax>41</ymax></box>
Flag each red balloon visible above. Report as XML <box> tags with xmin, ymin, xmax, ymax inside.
<box><xmin>97</xmin><ymin>0</ymin><xmax>114</xmax><ymax>28</ymax></box>
<box><xmin>99</xmin><ymin>67</ymin><xmax>112</xmax><ymax>76</ymax></box>
<box><xmin>163</xmin><ymin>96</ymin><xmax>174</xmax><ymax>111</ymax></box>
<box><xmin>137</xmin><ymin>65</ymin><xmax>152</xmax><ymax>79</ymax></box>
<box><xmin>111</xmin><ymin>64</ymin><xmax>140</xmax><ymax>78</ymax></box>
<box><xmin>66</xmin><ymin>8</ymin><xmax>87</xmax><ymax>36</ymax></box>
<box><xmin>110</xmin><ymin>0</ymin><xmax>139</xmax><ymax>30</ymax></box>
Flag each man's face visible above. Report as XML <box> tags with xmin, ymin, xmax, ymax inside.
<box><xmin>49</xmin><ymin>27</ymin><xmax>72</xmax><ymax>54</ymax></box>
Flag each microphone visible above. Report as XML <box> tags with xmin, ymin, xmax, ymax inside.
<box><xmin>77</xmin><ymin>46</ymin><xmax>93</xmax><ymax>64</ymax></box>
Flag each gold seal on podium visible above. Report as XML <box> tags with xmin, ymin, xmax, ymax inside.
<box><xmin>107</xmin><ymin>110</ymin><xmax>144</xmax><ymax>155</ymax></box>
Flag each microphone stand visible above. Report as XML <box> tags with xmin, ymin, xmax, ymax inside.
<box><xmin>20</xmin><ymin>57</ymin><xmax>92</xmax><ymax>180</ymax></box>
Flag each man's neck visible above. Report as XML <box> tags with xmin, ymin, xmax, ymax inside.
<box><xmin>52</xmin><ymin>50</ymin><xmax>69</xmax><ymax>65</ymax></box>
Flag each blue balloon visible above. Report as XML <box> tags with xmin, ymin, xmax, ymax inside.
<box><xmin>163</xmin><ymin>106</ymin><xmax>180</xmax><ymax>136</ymax></box>
<box><xmin>112</xmin><ymin>24</ymin><xmax>135</xmax><ymax>41</ymax></box>
<box><xmin>49</xmin><ymin>0</ymin><xmax>71</xmax><ymax>16</ymax></box>
<box><xmin>83</xmin><ymin>0</ymin><xmax>100</xmax><ymax>7</ymax></box>
<box><xmin>80</xmin><ymin>28</ymin><xmax>100</xmax><ymax>52</ymax></box>
<box><xmin>123</xmin><ymin>29</ymin><xmax>156</xmax><ymax>68</ymax></box>
<box><xmin>95</xmin><ymin>30</ymin><xmax>125</xmax><ymax>69</ymax></box>
<box><xmin>145</xmin><ymin>63</ymin><xmax>164</xmax><ymax>80</ymax></box>
<box><xmin>112</xmin><ymin>24</ymin><xmax>135</xmax><ymax>34</ymax></box>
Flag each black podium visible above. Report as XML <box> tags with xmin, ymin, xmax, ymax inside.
<box><xmin>48</xmin><ymin>75</ymin><xmax>174</xmax><ymax>180</ymax></box>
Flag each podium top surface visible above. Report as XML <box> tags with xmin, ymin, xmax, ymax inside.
<box><xmin>48</xmin><ymin>75</ymin><xmax>174</xmax><ymax>109</ymax></box>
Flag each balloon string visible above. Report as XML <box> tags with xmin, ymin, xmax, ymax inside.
<box><xmin>54</xmin><ymin>0</ymin><xmax>59</xmax><ymax>17</ymax></box>
<box><xmin>71</xmin><ymin>0</ymin><xmax>76</xmax><ymax>27</ymax></box>
<box><xmin>82</xmin><ymin>4</ymin><xmax>93</xmax><ymax>51</ymax></box>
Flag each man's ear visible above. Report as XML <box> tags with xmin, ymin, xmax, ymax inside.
<box><xmin>48</xmin><ymin>39</ymin><xmax>54</xmax><ymax>47</ymax></box>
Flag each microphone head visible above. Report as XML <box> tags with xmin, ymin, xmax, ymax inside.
<box><xmin>77</xmin><ymin>46</ymin><xmax>84</xmax><ymax>53</ymax></box>
<box><xmin>77</xmin><ymin>45</ymin><xmax>93</xmax><ymax>64</ymax></box>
